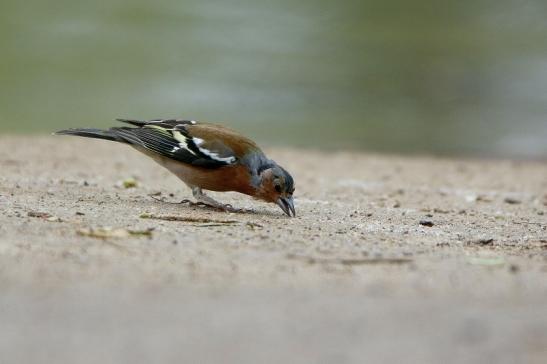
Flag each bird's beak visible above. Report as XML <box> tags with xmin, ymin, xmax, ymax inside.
<box><xmin>276</xmin><ymin>196</ymin><xmax>296</xmax><ymax>217</ymax></box>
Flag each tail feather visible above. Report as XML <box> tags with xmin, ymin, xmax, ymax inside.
<box><xmin>54</xmin><ymin>128</ymin><xmax>122</xmax><ymax>142</ymax></box>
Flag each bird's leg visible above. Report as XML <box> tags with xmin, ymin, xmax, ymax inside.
<box><xmin>190</xmin><ymin>187</ymin><xmax>239</xmax><ymax>212</ymax></box>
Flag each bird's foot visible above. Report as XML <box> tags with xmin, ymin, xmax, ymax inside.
<box><xmin>149</xmin><ymin>188</ymin><xmax>253</xmax><ymax>214</ymax></box>
<box><xmin>190</xmin><ymin>187</ymin><xmax>254</xmax><ymax>213</ymax></box>
<box><xmin>179</xmin><ymin>199</ymin><xmax>243</xmax><ymax>213</ymax></box>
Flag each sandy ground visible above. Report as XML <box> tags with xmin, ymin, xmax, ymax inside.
<box><xmin>1</xmin><ymin>136</ymin><xmax>546</xmax><ymax>363</ymax></box>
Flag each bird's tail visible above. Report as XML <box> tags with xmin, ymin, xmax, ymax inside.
<box><xmin>54</xmin><ymin>128</ymin><xmax>123</xmax><ymax>143</ymax></box>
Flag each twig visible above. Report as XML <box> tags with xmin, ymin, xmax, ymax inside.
<box><xmin>286</xmin><ymin>253</ymin><xmax>413</xmax><ymax>265</ymax></box>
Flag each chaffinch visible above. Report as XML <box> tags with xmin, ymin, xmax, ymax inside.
<box><xmin>56</xmin><ymin>118</ymin><xmax>296</xmax><ymax>217</ymax></box>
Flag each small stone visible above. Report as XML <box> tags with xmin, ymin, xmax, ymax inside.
<box><xmin>122</xmin><ymin>178</ymin><xmax>138</xmax><ymax>189</ymax></box>
<box><xmin>504</xmin><ymin>197</ymin><xmax>521</xmax><ymax>204</ymax></box>
<box><xmin>467</xmin><ymin>238</ymin><xmax>494</xmax><ymax>246</ymax></box>
<box><xmin>465</xmin><ymin>194</ymin><xmax>478</xmax><ymax>203</ymax></box>
<box><xmin>28</xmin><ymin>211</ymin><xmax>52</xmax><ymax>219</ymax></box>
<box><xmin>509</xmin><ymin>264</ymin><xmax>520</xmax><ymax>273</ymax></box>
<box><xmin>419</xmin><ymin>220</ymin><xmax>434</xmax><ymax>227</ymax></box>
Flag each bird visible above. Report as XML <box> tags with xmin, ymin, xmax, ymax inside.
<box><xmin>55</xmin><ymin>118</ymin><xmax>296</xmax><ymax>217</ymax></box>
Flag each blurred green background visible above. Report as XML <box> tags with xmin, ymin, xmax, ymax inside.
<box><xmin>1</xmin><ymin>0</ymin><xmax>547</xmax><ymax>158</ymax></box>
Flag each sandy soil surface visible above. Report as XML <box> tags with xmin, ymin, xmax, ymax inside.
<box><xmin>1</xmin><ymin>136</ymin><xmax>546</xmax><ymax>363</ymax></box>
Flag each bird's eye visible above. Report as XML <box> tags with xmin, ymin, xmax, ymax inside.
<box><xmin>274</xmin><ymin>185</ymin><xmax>282</xmax><ymax>193</ymax></box>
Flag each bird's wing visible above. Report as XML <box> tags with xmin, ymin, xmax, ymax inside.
<box><xmin>115</xmin><ymin>118</ymin><xmax>196</xmax><ymax>128</ymax></box>
<box><xmin>111</xmin><ymin>119</ymin><xmax>243</xmax><ymax>168</ymax></box>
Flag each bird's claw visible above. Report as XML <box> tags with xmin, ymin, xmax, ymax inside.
<box><xmin>179</xmin><ymin>199</ymin><xmax>247</xmax><ymax>213</ymax></box>
<box><xmin>150</xmin><ymin>195</ymin><xmax>252</xmax><ymax>214</ymax></box>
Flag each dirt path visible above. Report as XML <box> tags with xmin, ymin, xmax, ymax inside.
<box><xmin>1</xmin><ymin>136</ymin><xmax>546</xmax><ymax>363</ymax></box>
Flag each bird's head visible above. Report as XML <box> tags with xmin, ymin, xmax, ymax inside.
<box><xmin>255</xmin><ymin>164</ymin><xmax>295</xmax><ymax>217</ymax></box>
